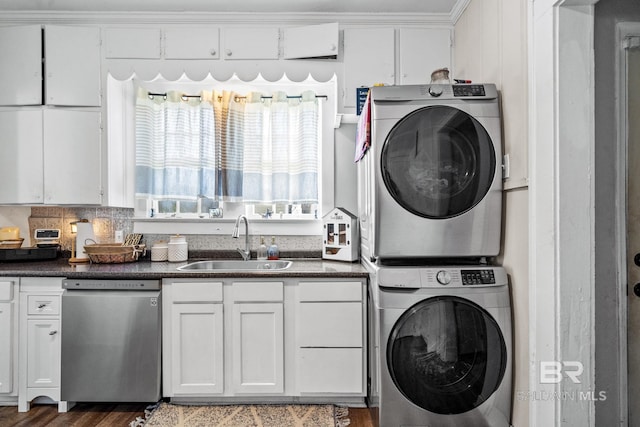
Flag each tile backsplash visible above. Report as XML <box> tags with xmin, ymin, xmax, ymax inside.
<box><xmin>27</xmin><ymin>207</ymin><xmax>322</xmax><ymax>254</ymax></box>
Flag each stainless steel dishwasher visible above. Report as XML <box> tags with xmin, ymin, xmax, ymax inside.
<box><xmin>60</xmin><ymin>279</ymin><xmax>161</xmax><ymax>402</ymax></box>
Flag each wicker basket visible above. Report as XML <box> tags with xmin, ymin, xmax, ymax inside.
<box><xmin>83</xmin><ymin>243</ymin><xmax>146</xmax><ymax>264</ymax></box>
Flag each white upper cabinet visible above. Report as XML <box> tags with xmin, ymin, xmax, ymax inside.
<box><xmin>283</xmin><ymin>23</ymin><xmax>338</xmax><ymax>59</ymax></box>
<box><xmin>0</xmin><ymin>26</ymin><xmax>41</xmax><ymax>106</ymax></box>
<box><xmin>398</xmin><ymin>28</ymin><xmax>451</xmax><ymax>85</ymax></box>
<box><xmin>343</xmin><ymin>27</ymin><xmax>395</xmax><ymax>108</ymax></box>
<box><xmin>44</xmin><ymin>26</ymin><xmax>101</xmax><ymax>106</ymax></box>
<box><xmin>105</xmin><ymin>28</ymin><xmax>161</xmax><ymax>59</ymax></box>
<box><xmin>0</xmin><ymin>109</ymin><xmax>102</xmax><ymax>205</ymax></box>
<box><xmin>0</xmin><ymin>25</ymin><xmax>101</xmax><ymax>107</ymax></box>
<box><xmin>164</xmin><ymin>28</ymin><xmax>220</xmax><ymax>59</ymax></box>
<box><xmin>222</xmin><ymin>28</ymin><xmax>279</xmax><ymax>60</ymax></box>
<box><xmin>43</xmin><ymin>109</ymin><xmax>102</xmax><ymax>205</ymax></box>
<box><xmin>0</xmin><ymin>110</ymin><xmax>44</xmax><ymax>204</ymax></box>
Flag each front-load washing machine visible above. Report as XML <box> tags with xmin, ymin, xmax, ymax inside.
<box><xmin>357</xmin><ymin>84</ymin><xmax>503</xmax><ymax>261</ymax></box>
<box><xmin>368</xmin><ymin>263</ymin><xmax>512</xmax><ymax>427</ymax></box>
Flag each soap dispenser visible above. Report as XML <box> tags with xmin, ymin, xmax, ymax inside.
<box><xmin>257</xmin><ymin>236</ymin><xmax>268</xmax><ymax>260</ymax></box>
<box><xmin>267</xmin><ymin>236</ymin><xmax>279</xmax><ymax>260</ymax></box>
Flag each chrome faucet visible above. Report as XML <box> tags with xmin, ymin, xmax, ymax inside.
<box><xmin>232</xmin><ymin>214</ymin><xmax>250</xmax><ymax>260</ymax></box>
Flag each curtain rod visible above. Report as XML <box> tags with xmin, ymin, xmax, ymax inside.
<box><xmin>147</xmin><ymin>92</ymin><xmax>327</xmax><ymax>101</ymax></box>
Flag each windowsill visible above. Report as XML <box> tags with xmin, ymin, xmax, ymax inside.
<box><xmin>132</xmin><ymin>217</ymin><xmax>323</xmax><ymax>236</ymax></box>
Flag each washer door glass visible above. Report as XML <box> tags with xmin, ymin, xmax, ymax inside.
<box><xmin>381</xmin><ymin>105</ymin><xmax>496</xmax><ymax>218</ymax></box>
<box><xmin>387</xmin><ymin>296</ymin><xmax>507</xmax><ymax>415</ymax></box>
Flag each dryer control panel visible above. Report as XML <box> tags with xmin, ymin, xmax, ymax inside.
<box><xmin>461</xmin><ymin>269</ymin><xmax>496</xmax><ymax>285</ymax></box>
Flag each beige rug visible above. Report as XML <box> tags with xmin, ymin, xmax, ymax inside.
<box><xmin>134</xmin><ymin>402</ymin><xmax>350</xmax><ymax>427</ymax></box>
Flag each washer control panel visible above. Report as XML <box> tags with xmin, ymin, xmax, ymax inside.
<box><xmin>378</xmin><ymin>266</ymin><xmax>506</xmax><ymax>289</ymax></box>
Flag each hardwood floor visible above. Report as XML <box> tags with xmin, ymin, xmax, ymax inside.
<box><xmin>0</xmin><ymin>403</ymin><xmax>374</xmax><ymax>426</ymax></box>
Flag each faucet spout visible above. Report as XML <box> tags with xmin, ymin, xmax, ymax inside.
<box><xmin>232</xmin><ymin>215</ymin><xmax>250</xmax><ymax>260</ymax></box>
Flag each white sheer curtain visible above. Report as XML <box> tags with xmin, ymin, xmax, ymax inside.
<box><xmin>242</xmin><ymin>90</ymin><xmax>319</xmax><ymax>204</ymax></box>
<box><xmin>135</xmin><ymin>88</ymin><xmax>216</xmax><ymax>200</ymax></box>
<box><xmin>135</xmin><ymin>87</ymin><xmax>319</xmax><ymax>204</ymax></box>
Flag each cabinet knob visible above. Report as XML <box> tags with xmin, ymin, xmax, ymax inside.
<box><xmin>49</xmin><ymin>330</ymin><xmax>57</xmax><ymax>336</ymax></box>
<box><xmin>210</xmin><ymin>49</ymin><xmax>216</xmax><ymax>56</ymax></box>
<box><xmin>329</xmin><ymin>44</ymin><xmax>337</xmax><ymax>52</ymax></box>
<box><xmin>225</xmin><ymin>49</ymin><xmax>232</xmax><ymax>57</ymax></box>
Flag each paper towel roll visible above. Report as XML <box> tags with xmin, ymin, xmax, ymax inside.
<box><xmin>75</xmin><ymin>222</ymin><xmax>96</xmax><ymax>260</ymax></box>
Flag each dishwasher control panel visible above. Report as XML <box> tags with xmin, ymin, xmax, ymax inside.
<box><xmin>63</xmin><ymin>279</ymin><xmax>161</xmax><ymax>290</ymax></box>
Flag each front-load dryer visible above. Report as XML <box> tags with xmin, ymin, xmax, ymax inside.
<box><xmin>370</xmin><ymin>264</ymin><xmax>512</xmax><ymax>427</ymax></box>
<box><xmin>358</xmin><ymin>84</ymin><xmax>503</xmax><ymax>261</ymax></box>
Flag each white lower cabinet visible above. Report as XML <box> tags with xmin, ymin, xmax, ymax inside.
<box><xmin>296</xmin><ymin>281</ymin><xmax>366</xmax><ymax>395</ymax></box>
<box><xmin>18</xmin><ymin>277</ymin><xmax>68</xmax><ymax>412</ymax></box>
<box><xmin>0</xmin><ymin>278</ymin><xmax>19</xmax><ymax>402</ymax></box>
<box><xmin>163</xmin><ymin>281</ymin><xmax>224</xmax><ymax>396</ymax></box>
<box><xmin>162</xmin><ymin>276</ymin><xmax>366</xmax><ymax>403</ymax></box>
<box><xmin>231</xmin><ymin>282</ymin><xmax>284</xmax><ymax>394</ymax></box>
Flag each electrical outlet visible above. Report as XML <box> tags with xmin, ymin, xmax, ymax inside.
<box><xmin>115</xmin><ymin>230</ymin><xmax>124</xmax><ymax>243</ymax></box>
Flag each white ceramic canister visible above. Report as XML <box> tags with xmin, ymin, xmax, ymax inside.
<box><xmin>151</xmin><ymin>241</ymin><xmax>169</xmax><ymax>262</ymax></box>
<box><xmin>168</xmin><ymin>235</ymin><xmax>188</xmax><ymax>262</ymax></box>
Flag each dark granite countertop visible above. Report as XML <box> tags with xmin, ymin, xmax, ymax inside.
<box><xmin>0</xmin><ymin>257</ymin><xmax>368</xmax><ymax>280</ymax></box>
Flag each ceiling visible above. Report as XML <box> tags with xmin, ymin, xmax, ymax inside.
<box><xmin>0</xmin><ymin>0</ymin><xmax>463</xmax><ymax>15</ymax></box>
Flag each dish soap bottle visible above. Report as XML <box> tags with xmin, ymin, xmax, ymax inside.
<box><xmin>257</xmin><ymin>236</ymin><xmax>268</xmax><ymax>260</ymax></box>
<box><xmin>267</xmin><ymin>236</ymin><xmax>279</xmax><ymax>260</ymax></box>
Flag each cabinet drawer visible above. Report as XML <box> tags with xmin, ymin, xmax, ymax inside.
<box><xmin>298</xmin><ymin>281</ymin><xmax>362</xmax><ymax>302</ymax></box>
<box><xmin>172</xmin><ymin>282</ymin><xmax>223</xmax><ymax>303</ymax></box>
<box><xmin>232</xmin><ymin>282</ymin><xmax>283</xmax><ymax>302</ymax></box>
<box><xmin>0</xmin><ymin>281</ymin><xmax>13</xmax><ymax>301</ymax></box>
<box><xmin>27</xmin><ymin>294</ymin><xmax>60</xmax><ymax>315</ymax></box>
<box><xmin>298</xmin><ymin>348</ymin><xmax>363</xmax><ymax>394</ymax></box>
<box><xmin>297</xmin><ymin>302</ymin><xmax>362</xmax><ymax>347</ymax></box>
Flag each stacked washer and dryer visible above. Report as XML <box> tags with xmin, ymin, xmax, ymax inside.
<box><xmin>357</xmin><ymin>84</ymin><xmax>512</xmax><ymax>427</ymax></box>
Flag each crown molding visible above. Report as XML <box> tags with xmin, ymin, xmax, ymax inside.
<box><xmin>0</xmin><ymin>11</ymin><xmax>456</xmax><ymax>27</ymax></box>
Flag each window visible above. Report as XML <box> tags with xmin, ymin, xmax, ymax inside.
<box><xmin>106</xmin><ymin>73</ymin><xmax>336</xmax><ymax>235</ymax></box>
<box><xmin>135</xmin><ymin>87</ymin><xmax>323</xmax><ymax>219</ymax></box>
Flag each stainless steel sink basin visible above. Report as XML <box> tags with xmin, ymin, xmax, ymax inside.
<box><xmin>177</xmin><ymin>260</ymin><xmax>292</xmax><ymax>272</ymax></box>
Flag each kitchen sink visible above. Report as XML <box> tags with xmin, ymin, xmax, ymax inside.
<box><xmin>177</xmin><ymin>260</ymin><xmax>293</xmax><ymax>271</ymax></box>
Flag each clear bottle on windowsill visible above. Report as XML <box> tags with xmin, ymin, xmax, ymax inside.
<box><xmin>257</xmin><ymin>236</ymin><xmax>268</xmax><ymax>260</ymax></box>
<box><xmin>267</xmin><ymin>236</ymin><xmax>279</xmax><ymax>260</ymax></box>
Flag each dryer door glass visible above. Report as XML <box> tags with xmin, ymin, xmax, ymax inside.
<box><xmin>387</xmin><ymin>296</ymin><xmax>507</xmax><ymax>415</ymax></box>
<box><xmin>381</xmin><ymin>105</ymin><xmax>496</xmax><ymax>218</ymax></box>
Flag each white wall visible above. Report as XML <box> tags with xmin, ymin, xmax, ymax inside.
<box><xmin>454</xmin><ymin>0</ymin><xmax>529</xmax><ymax>425</ymax></box>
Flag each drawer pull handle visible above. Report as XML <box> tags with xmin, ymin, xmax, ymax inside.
<box><xmin>38</xmin><ymin>304</ymin><xmax>48</xmax><ymax>309</ymax></box>
<box><xmin>49</xmin><ymin>330</ymin><xmax>57</xmax><ymax>336</ymax></box>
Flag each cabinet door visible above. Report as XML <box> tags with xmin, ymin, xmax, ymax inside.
<box><xmin>171</xmin><ymin>304</ymin><xmax>224</xmax><ymax>395</ymax></box>
<box><xmin>398</xmin><ymin>28</ymin><xmax>451</xmax><ymax>85</ymax></box>
<box><xmin>222</xmin><ymin>28</ymin><xmax>279</xmax><ymax>60</ymax></box>
<box><xmin>343</xmin><ymin>28</ymin><xmax>395</xmax><ymax>108</ymax></box>
<box><xmin>0</xmin><ymin>302</ymin><xmax>13</xmax><ymax>394</ymax></box>
<box><xmin>44</xmin><ymin>25</ymin><xmax>101</xmax><ymax>106</ymax></box>
<box><xmin>283</xmin><ymin>23</ymin><xmax>338</xmax><ymax>59</ymax></box>
<box><xmin>0</xmin><ymin>110</ymin><xmax>44</xmax><ymax>204</ymax></box>
<box><xmin>165</xmin><ymin>28</ymin><xmax>220</xmax><ymax>59</ymax></box>
<box><xmin>105</xmin><ymin>28</ymin><xmax>161</xmax><ymax>59</ymax></box>
<box><xmin>298</xmin><ymin>348</ymin><xmax>363</xmax><ymax>394</ymax></box>
<box><xmin>0</xmin><ymin>25</ymin><xmax>42</xmax><ymax>105</ymax></box>
<box><xmin>232</xmin><ymin>303</ymin><xmax>284</xmax><ymax>394</ymax></box>
<box><xmin>43</xmin><ymin>109</ymin><xmax>102</xmax><ymax>205</ymax></box>
<box><xmin>298</xmin><ymin>302</ymin><xmax>362</xmax><ymax>347</ymax></box>
<box><xmin>26</xmin><ymin>319</ymin><xmax>60</xmax><ymax>388</ymax></box>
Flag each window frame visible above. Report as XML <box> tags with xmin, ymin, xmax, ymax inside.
<box><xmin>106</xmin><ymin>73</ymin><xmax>336</xmax><ymax>236</ymax></box>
